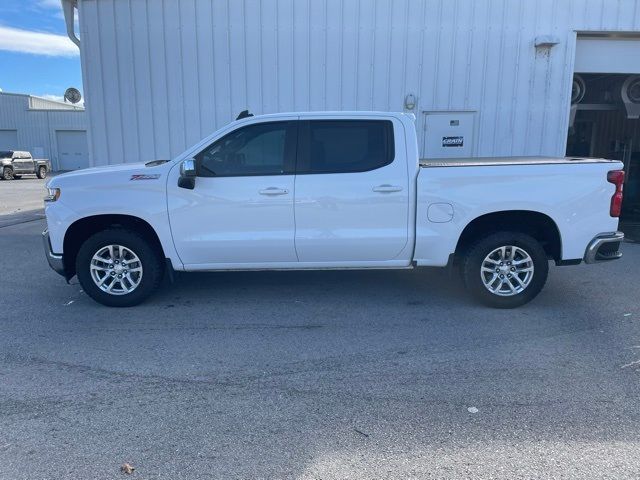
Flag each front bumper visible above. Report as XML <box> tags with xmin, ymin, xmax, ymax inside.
<box><xmin>42</xmin><ymin>229</ymin><xmax>66</xmax><ymax>277</ymax></box>
<box><xmin>584</xmin><ymin>231</ymin><xmax>624</xmax><ymax>264</ymax></box>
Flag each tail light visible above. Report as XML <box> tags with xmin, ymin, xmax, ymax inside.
<box><xmin>607</xmin><ymin>170</ymin><xmax>625</xmax><ymax>217</ymax></box>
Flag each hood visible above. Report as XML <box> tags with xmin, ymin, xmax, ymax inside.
<box><xmin>48</xmin><ymin>161</ymin><xmax>171</xmax><ymax>188</ymax></box>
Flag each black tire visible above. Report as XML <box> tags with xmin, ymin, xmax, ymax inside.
<box><xmin>462</xmin><ymin>231</ymin><xmax>549</xmax><ymax>309</ymax></box>
<box><xmin>2</xmin><ymin>167</ymin><xmax>13</xmax><ymax>180</ymax></box>
<box><xmin>36</xmin><ymin>166</ymin><xmax>47</xmax><ymax>179</ymax></box>
<box><xmin>76</xmin><ymin>229</ymin><xmax>164</xmax><ymax>307</ymax></box>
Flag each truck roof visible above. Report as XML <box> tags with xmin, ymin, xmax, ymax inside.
<box><xmin>234</xmin><ymin>111</ymin><xmax>412</xmax><ymax>121</ymax></box>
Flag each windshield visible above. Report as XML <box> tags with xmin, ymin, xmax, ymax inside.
<box><xmin>0</xmin><ymin>151</ymin><xmax>13</xmax><ymax>158</ymax></box>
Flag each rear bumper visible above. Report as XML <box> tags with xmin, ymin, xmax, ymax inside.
<box><xmin>42</xmin><ymin>229</ymin><xmax>66</xmax><ymax>277</ymax></box>
<box><xmin>584</xmin><ymin>231</ymin><xmax>624</xmax><ymax>264</ymax></box>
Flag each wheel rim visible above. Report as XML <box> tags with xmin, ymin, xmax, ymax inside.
<box><xmin>39</xmin><ymin>167</ymin><xmax>46</xmax><ymax>177</ymax></box>
<box><xmin>90</xmin><ymin>244</ymin><xmax>143</xmax><ymax>295</ymax></box>
<box><xmin>480</xmin><ymin>245</ymin><xmax>534</xmax><ymax>297</ymax></box>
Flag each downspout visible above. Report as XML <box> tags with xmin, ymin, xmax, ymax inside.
<box><xmin>61</xmin><ymin>0</ymin><xmax>80</xmax><ymax>47</ymax></box>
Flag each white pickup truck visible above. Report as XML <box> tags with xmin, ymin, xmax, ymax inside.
<box><xmin>43</xmin><ymin>112</ymin><xmax>625</xmax><ymax>308</ymax></box>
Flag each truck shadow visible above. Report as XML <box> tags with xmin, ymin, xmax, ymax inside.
<box><xmin>162</xmin><ymin>267</ymin><xmax>468</xmax><ymax>310</ymax></box>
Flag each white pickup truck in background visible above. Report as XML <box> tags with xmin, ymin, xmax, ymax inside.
<box><xmin>42</xmin><ymin>112</ymin><xmax>625</xmax><ymax>308</ymax></box>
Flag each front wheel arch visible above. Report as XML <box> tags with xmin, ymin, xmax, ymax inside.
<box><xmin>63</xmin><ymin>214</ymin><xmax>165</xmax><ymax>280</ymax></box>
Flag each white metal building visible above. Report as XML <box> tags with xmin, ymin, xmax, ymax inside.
<box><xmin>0</xmin><ymin>92</ymin><xmax>88</xmax><ymax>171</ymax></box>
<box><xmin>63</xmin><ymin>0</ymin><xmax>640</xmax><ymax>220</ymax></box>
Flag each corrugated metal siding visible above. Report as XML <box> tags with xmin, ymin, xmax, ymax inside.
<box><xmin>0</xmin><ymin>93</ymin><xmax>87</xmax><ymax>170</ymax></box>
<box><xmin>77</xmin><ymin>0</ymin><xmax>640</xmax><ymax>166</ymax></box>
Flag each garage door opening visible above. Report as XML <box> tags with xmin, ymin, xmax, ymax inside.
<box><xmin>568</xmin><ymin>34</ymin><xmax>640</xmax><ymax>238</ymax></box>
<box><xmin>56</xmin><ymin>130</ymin><xmax>89</xmax><ymax>171</ymax></box>
<box><xmin>0</xmin><ymin>130</ymin><xmax>18</xmax><ymax>151</ymax></box>
<box><xmin>567</xmin><ymin>73</ymin><xmax>640</xmax><ymax>234</ymax></box>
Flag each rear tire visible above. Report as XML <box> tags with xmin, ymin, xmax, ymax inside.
<box><xmin>36</xmin><ymin>166</ymin><xmax>47</xmax><ymax>179</ymax></box>
<box><xmin>76</xmin><ymin>229</ymin><xmax>164</xmax><ymax>307</ymax></box>
<box><xmin>2</xmin><ymin>167</ymin><xmax>13</xmax><ymax>180</ymax></box>
<box><xmin>462</xmin><ymin>231</ymin><xmax>549</xmax><ymax>308</ymax></box>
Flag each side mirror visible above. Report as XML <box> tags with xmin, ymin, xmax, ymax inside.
<box><xmin>178</xmin><ymin>159</ymin><xmax>196</xmax><ymax>190</ymax></box>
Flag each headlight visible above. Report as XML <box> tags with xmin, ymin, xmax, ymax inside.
<box><xmin>44</xmin><ymin>187</ymin><xmax>60</xmax><ymax>202</ymax></box>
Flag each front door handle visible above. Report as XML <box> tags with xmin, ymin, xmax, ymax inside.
<box><xmin>372</xmin><ymin>184</ymin><xmax>403</xmax><ymax>193</ymax></box>
<box><xmin>259</xmin><ymin>187</ymin><xmax>289</xmax><ymax>196</ymax></box>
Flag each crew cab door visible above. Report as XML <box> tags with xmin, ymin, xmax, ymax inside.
<box><xmin>167</xmin><ymin>120</ymin><xmax>298</xmax><ymax>267</ymax></box>
<box><xmin>13</xmin><ymin>152</ymin><xmax>33</xmax><ymax>173</ymax></box>
<box><xmin>294</xmin><ymin>117</ymin><xmax>410</xmax><ymax>264</ymax></box>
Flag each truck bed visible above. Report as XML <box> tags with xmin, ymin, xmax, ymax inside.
<box><xmin>419</xmin><ymin>156</ymin><xmax>620</xmax><ymax>168</ymax></box>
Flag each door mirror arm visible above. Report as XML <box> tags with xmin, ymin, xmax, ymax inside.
<box><xmin>178</xmin><ymin>158</ymin><xmax>197</xmax><ymax>190</ymax></box>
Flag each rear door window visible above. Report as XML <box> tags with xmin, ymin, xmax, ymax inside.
<box><xmin>298</xmin><ymin>120</ymin><xmax>394</xmax><ymax>174</ymax></box>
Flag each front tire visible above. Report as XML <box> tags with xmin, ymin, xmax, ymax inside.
<box><xmin>462</xmin><ymin>232</ymin><xmax>549</xmax><ymax>308</ymax></box>
<box><xmin>76</xmin><ymin>229</ymin><xmax>164</xmax><ymax>307</ymax></box>
<box><xmin>2</xmin><ymin>167</ymin><xmax>13</xmax><ymax>180</ymax></box>
<box><xmin>36</xmin><ymin>166</ymin><xmax>47</xmax><ymax>179</ymax></box>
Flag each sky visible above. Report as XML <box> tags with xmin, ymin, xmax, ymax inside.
<box><xmin>0</xmin><ymin>0</ymin><xmax>82</xmax><ymax>102</ymax></box>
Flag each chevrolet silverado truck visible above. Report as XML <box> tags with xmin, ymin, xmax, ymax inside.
<box><xmin>42</xmin><ymin>112</ymin><xmax>625</xmax><ymax>308</ymax></box>
<box><xmin>1</xmin><ymin>151</ymin><xmax>50</xmax><ymax>180</ymax></box>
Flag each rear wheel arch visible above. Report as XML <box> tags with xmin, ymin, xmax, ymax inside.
<box><xmin>454</xmin><ymin>210</ymin><xmax>562</xmax><ymax>263</ymax></box>
<box><xmin>63</xmin><ymin>214</ymin><xmax>165</xmax><ymax>279</ymax></box>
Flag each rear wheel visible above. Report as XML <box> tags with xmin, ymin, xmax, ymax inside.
<box><xmin>462</xmin><ymin>231</ymin><xmax>549</xmax><ymax>308</ymax></box>
<box><xmin>36</xmin><ymin>166</ymin><xmax>47</xmax><ymax>179</ymax></box>
<box><xmin>76</xmin><ymin>229</ymin><xmax>164</xmax><ymax>307</ymax></box>
<box><xmin>2</xmin><ymin>167</ymin><xmax>13</xmax><ymax>180</ymax></box>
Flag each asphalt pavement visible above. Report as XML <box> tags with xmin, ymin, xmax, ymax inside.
<box><xmin>0</xmin><ymin>174</ymin><xmax>49</xmax><ymax>227</ymax></box>
<box><xmin>1</xmin><ymin>178</ymin><xmax>640</xmax><ymax>479</ymax></box>
<box><xmin>1</xmin><ymin>216</ymin><xmax>639</xmax><ymax>479</ymax></box>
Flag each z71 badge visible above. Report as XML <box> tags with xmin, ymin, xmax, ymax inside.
<box><xmin>130</xmin><ymin>174</ymin><xmax>161</xmax><ymax>181</ymax></box>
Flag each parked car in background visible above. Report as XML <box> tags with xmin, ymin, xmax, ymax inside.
<box><xmin>1</xmin><ymin>151</ymin><xmax>50</xmax><ymax>180</ymax></box>
<box><xmin>42</xmin><ymin>111</ymin><xmax>625</xmax><ymax>308</ymax></box>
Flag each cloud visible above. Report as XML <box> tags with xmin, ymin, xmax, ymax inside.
<box><xmin>0</xmin><ymin>26</ymin><xmax>78</xmax><ymax>57</ymax></box>
<box><xmin>41</xmin><ymin>94</ymin><xmax>64</xmax><ymax>102</ymax></box>
<box><xmin>41</xmin><ymin>94</ymin><xmax>84</xmax><ymax>106</ymax></box>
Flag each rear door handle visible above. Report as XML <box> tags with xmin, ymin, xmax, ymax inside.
<box><xmin>372</xmin><ymin>184</ymin><xmax>403</xmax><ymax>193</ymax></box>
<box><xmin>259</xmin><ymin>187</ymin><xmax>289</xmax><ymax>196</ymax></box>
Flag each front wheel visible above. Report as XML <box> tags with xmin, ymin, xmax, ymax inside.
<box><xmin>76</xmin><ymin>229</ymin><xmax>164</xmax><ymax>307</ymax></box>
<box><xmin>36</xmin><ymin>166</ymin><xmax>47</xmax><ymax>179</ymax></box>
<box><xmin>2</xmin><ymin>167</ymin><xmax>13</xmax><ymax>180</ymax></box>
<box><xmin>462</xmin><ymin>232</ymin><xmax>549</xmax><ymax>308</ymax></box>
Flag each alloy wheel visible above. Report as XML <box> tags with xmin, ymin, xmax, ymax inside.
<box><xmin>480</xmin><ymin>245</ymin><xmax>534</xmax><ymax>297</ymax></box>
<box><xmin>89</xmin><ymin>244</ymin><xmax>143</xmax><ymax>295</ymax></box>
